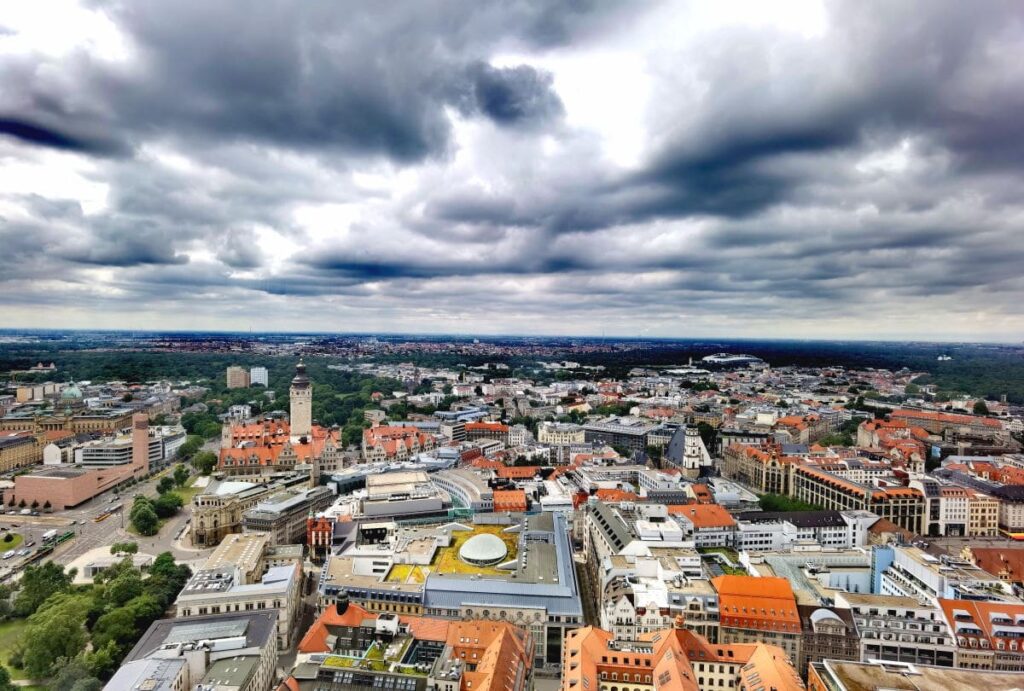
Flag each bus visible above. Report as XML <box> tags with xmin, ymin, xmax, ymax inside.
<box><xmin>42</xmin><ymin>529</ymin><xmax>58</xmax><ymax>543</ymax></box>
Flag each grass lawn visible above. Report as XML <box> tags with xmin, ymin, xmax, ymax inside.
<box><xmin>175</xmin><ymin>477</ymin><xmax>202</xmax><ymax>504</ymax></box>
<box><xmin>0</xmin><ymin>533</ymin><xmax>24</xmax><ymax>551</ymax></box>
<box><xmin>0</xmin><ymin>618</ymin><xmax>32</xmax><ymax>680</ymax></box>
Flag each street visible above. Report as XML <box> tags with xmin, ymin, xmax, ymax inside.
<box><xmin>0</xmin><ymin>466</ymin><xmax>215</xmax><ymax>580</ymax></box>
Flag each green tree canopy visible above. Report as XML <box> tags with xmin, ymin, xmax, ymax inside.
<box><xmin>14</xmin><ymin>561</ymin><xmax>73</xmax><ymax>616</ymax></box>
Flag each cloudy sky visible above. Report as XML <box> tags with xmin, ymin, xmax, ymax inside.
<box><xmin>1</xmin><ymin>1</ymin><xmax>1023</xmax><ymax>341</ymax></box>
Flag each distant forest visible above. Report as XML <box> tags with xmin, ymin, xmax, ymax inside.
<box><xmin>2</xmin><ymin>337</ymin><xmax>1023</xmax><ymax>403</ymax></box>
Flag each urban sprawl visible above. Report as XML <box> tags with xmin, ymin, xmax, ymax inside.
<box><xmin>2</xmin><ymin>347</ymin><xmax>1024</xmax><ymax>691</ymax></box>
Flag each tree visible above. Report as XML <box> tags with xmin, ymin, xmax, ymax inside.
<box><xmin>131</xmin><ymin>505</ymin><xmax>159</xmax><ymax>536</ymax></box>
<box><xmin>43</xmin><ymin>500</ymin><xmax>51</xmax><ymax>512</ymax></box>
<box><xmin>2</xmin><ymin>533</ymin><xmax>12</xmax><ymax>544</ymax></box>
<box><xmin>51</xmin><ymin>660</ymin><xmax>101</xmax><ymax>691</ymax></box>
<box><xmin>14</xmin><ymin>561</ymin><xmax>73</xmax><ymax>616</ymax></box>
<box><xmin>156</xmin><ymin>476</ymin><xmax>175</xmax><ymax>494</ymax></box>
<box><xmin>0</xmin><ymin>665</ymin><xmax>14</xmax><ymax>691</ymax></box>
<box><xmin>18</xmin><ymin>499</ymin><xmax>25</xmax><ymax>509</ymax></box>
<box><xmin>30</xmin><ymin>500</ymin><xmax>38</xmax><ymax>510</ymax></box>
<box><xmin>153</xmin><ymin>492</ymin><xmax>183</xmax><ymax>519</ymax></box>
<box><xmin>176</xmin><ymin>435</ymin><xmax>204</xmax><ymax>460</ymax></box>
<box><xmin>192</xmin><ymin>450</ymin><xmax>217</xmax><ymax>475</ymax></box>
<box><xmin>173</xmin><ymin>464</ymin><xmax>190</xmax><ymax>487</ymax></box>
<box><xmin>974</xmin><ymin>399</ymin><xmax>990</xmax><ymax>415</ymax></box>
<box><xmin>110</xmin><ymin>541</ymin><xmax>138</xmax><ymax>555</ymax></box>
<box><xmin>21</xmin><ymin>593</ymin><xmax>91</xmax><ymax>678</ymax></box>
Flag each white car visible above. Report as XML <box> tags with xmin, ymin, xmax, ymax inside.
<box><xmin>1</xmin><ymin>551</ymin><xmax>13</xmax><ymax>560</ymax></box>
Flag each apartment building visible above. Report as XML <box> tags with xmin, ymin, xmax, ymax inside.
<box><xmin>712</xmin><ymin>575</ymin><xmax>803</xmax><ymax>666</ymax></box>
<box><xmin>790</xmin><ymin>465</ymin><xmax>923</xmax><ymax>534</ymax></box>
<box><xmin>834</xmin><ymin>592</ymin><xmax>955</xmax><ymax>667</ymax></box>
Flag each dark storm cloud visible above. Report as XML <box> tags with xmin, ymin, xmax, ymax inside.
<box><xmin>460</xmin><ymin>62</ymin><xmax>565</xmax><ymax>126</ymax></box>
<box><xmin>0</xmin><ymin>117</ymin><xmax>127</xmax><ymax>155</ymax></box>
<box><xmin>1</xmin><ymin>0</ymin><xmax>584</xmax><ymax>162</ymax></box>
<box><xmin>2</xmin><ymin>0</ymin><xmax>1024</xmax><ymax>336</ymax></box>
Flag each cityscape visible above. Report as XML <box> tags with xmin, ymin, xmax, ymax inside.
<box><xmin>2</xmin><ymin>2</ymin><xmax>1024</xmax><ymax>691</ymax></box>
<box><xmin>0</xmin><ymin>333</ymin><xmax>1022</xmax><ymax>691</ymax></box>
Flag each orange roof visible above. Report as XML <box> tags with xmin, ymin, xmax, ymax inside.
<box><xmin>891</xmin><ymin>408</ymin><xmax>1001</xmax><ymax>428</ymax></box>
<box><xmin>493</xmin><ymin>489</ymin><xmax>528</xmax><ymax>511</ymax></box>
<box><xmin>938</xmin><ymin>598</ymin><xmax>1024</xmax><ymax>650</ymax></box>
<box><xmin>465</xmin><ymin>422</ymin><xmax>510</xmax><ymax>432</ymax></box>
<box><xmin>594</xmin><ymin>488</ymin><xmax>639</xmax><ymax>503</ymax></box>
<box><xmin>496</xmin><ymin>465</ymin><xmax>539</xmax><ymax>479</ymax></box>
<box><xmin>297</xmin><ymin>601</ymin><xmax>376</xmax><ymax>653</ymax></box>
<box><xmin>969</xmin><ymin>547</ymin><xmax>1024</xmax><ymax>584</ymax></box>
<box><xmin>675</xmin><ymin>504</ymin><xmax>736</xmax><ymax>529</ymax></box>
<box><xmin>713</xmin><ymin>575</ymin><xmax>800</xmax><ymax>631</ymax></box>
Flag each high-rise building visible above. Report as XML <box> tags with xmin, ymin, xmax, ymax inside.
<box><xmin>249</xmin><ymin>366</ymin><xmax>269</xmax><ymax>387</ymax></box>
<box><xmin>132</xmin><ymin>412</ymin><xmax>151</xmax><ymax>475</ymax></box>
<box><xmin>289</xmin><ymin>359</ymin><xmax>312</xmax><ymax>442</ymax></box>
<box><xmin>226</xmin><ymin>366</ymin><xmax>250</xmax><ymax>389</ymax></box>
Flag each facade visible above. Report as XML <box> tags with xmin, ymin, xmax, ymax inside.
<box><xmin>174</xmin><ymin>563</ymin><xmax>302</xmax><ymax>649</ymax></box>
<box><xmin>582</xmin><ymin>416</ymin><xmax>662</xmax><ymax>454</ymax></box>
<box><xmin>362</xmin><ymin>425</ymin><xmax>437</xmax><ymax>462</ymax></box>
<box><xmin>796</xmin><ymin>605</ymin><xmax>859</xmax><ymax>678</ymax></box>
<box><xmin>712</xmin><ymin>575</ymin><xmax>803</xmax><ymax>666</ymax></box>
<box><xmin>250</xmin><ymin>366</ymin><xmax>269</xmax><ymax>387</ymax></box>
<box><xmin>227</xmin><ymin>366</ymin><xmax>251</xmax><ymax>389</ymax></box>
<box><xmin>0</xmin><ymin>431</ymin><xmax>41</xmax><ymax>472</ymax></box>
<box><xmin>561</xmin><ymin>619</ymin><xmax>804</xmax><ymax>691</ymax></box>
<box><xmin>191</xmin><ymin>473</ymin><xmax>312</xmax><ymax>547</ymax></box>
<box><xmin>790</xmin><ymin>465</ymin><xmax>923</xmax><ymax>534</ymax></box>
<box><xmin>289</xmin><ymin>360</ymin><xmax>312</xmax><ymax>442</ymax></box>
<box><xmin>538</xmin><ymin>422</ymin><xmax>586</xmax><ymax>446</ymax></box>
<box><xmin>722</xmin><ymin>443</ymin><xmax>798</xmax><ymax>495</ymax></box>
<box><xmin>834</xmin><ymin>592</ymin><xmax>955</xmax><ymax>668</ymax></box>
<box><xmin>242</xmin><ymin>485</ymin><xmax>335</xmax><ymax>545</ymax></box>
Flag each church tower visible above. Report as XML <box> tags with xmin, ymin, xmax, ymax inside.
<box><xmin>290</xmin><ymin>359</ymin><xmax>312</xmax><ymax>443</ymax></box>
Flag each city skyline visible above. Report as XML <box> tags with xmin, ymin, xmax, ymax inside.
<box><xmin>2</xmin><ymin>1</ymin><xmax>1024</xmax><ymax>341</ymax></box>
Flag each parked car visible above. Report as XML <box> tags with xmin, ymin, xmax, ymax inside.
<box><xmin>2</xmin><ymin>551</ymin><xmax>13</xmax><ymax>560</ymax></box>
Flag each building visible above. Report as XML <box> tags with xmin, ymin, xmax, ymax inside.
<box><xmin>796</xmin><ymin>605</ymin><xmax>859</xmax><ymax>678</ymax></box>
<box><xmin>790</xmin><ymin>465</ymin><xmax>923</xmax><ymax>534</ymax></box>
<box><xmin>289</xmin><ymin>360</ymin><xmax>312</xmax><ymax>442</ymax></box>
<box><xmin>9</xmin><ymin>413</ymin><xmax>152</xmax><ymax>509</ymax></box>
<box><xmin>174</xmin><ymin>562</ymin><xmax>302</xmax><ymax>649</ymax></box>
<box><xmin>890</xmin><ymin>409</ymin><xmax>1003</xmax><ymax>436</ymax></box>
<box><xmin>537</xmin><ymin>422</ymin><xmax>586</xmax><ymax>446</ymax></box>
<box><xmin>808</xmin><ymin>659</ymin><xmax>1024</xmax><ymax>691</ymax></box>
<box><xmin>242</xmin><ymin>485</ymin><xmax>335</xmax><ymax>545</ymax></box>
<box><xmin>663</xmin><ymin>426</ymin><xmax>713</xmax><ymax>479</ymax></box>
<box><xmin>318</xmin><ymin>513</ymin><xmax>583</xmax><ymax>669</ymax></box>
<box><xmin>561</xmin><ymin>618</ymin><xmax>803</xmax><ymax>691</ymax></box>
<box><xmin>110</xmin><ymin>611</ymin><xmax>278</xmax><ymax>691</ymax></box>
<box><xmin>582</xmin><ymin>416</ymin><xmax>662</xmax><ymax>455</ymax></box>
<box><xmin>465</xmin><ymin>422</ymin><xmax>510</xmax><ymax>444</ymax></box>
<box><xmin>937</xmin><ymin>598</ymin><xmax>1024</xmax><ymax>671</ymax></box>
<box><xmin>734</xmin><ymin>510</ymin><xmax>875</xmax><ymax>552</ymax></box>
<box><xmin>250</xmin><ymin>366</ymin><xmax>269</xmax><ymax>387</ymax></box>
<box><xmin>227</xmin><ymin>366</ymin><xmax>251</xmax><ymax>389</ymax></box>
<box><xmin>191</xmin><ymin>472</ymin><xmax>312</xmax><ymax>547</ymax></box>
<box><xmin>673</xmin><ymin>505</ymin><xmax>737</xmax><ymax>548</ymax></box>
<box><xmin>722</xmin><ymin>443</ymin><xmax>800</xmax><ymax>496</ymax></box>
<box><xmin>712</xmin><ymin>575</ymin><xmax>802</xmax><ymax>665</ymax></box>
<box><xmin>285</xmin><ymin>599</ymin><xmax>534</xmax><ymax>691</ymax></box>
<box><xmin>834</xmin><ymin>592</ymin><xmax>955</xmax><ymax>668</ymax></box>
<box><xmin>362</xmin><ymin>425</ymin><xmax>437</xmax><ymax>462</ymax></box>
<box><xmin>990</xmin><ymin>485</ymin><xmax>1024</xmax><ymax>534</ymax></box>
<box><xmin>961</xmin><ymin>546</ymin><xmax>1024</xmax><ymax>587</ymax></box>
<box><xmin>0</xmin><ymin>431</ymin><xmax>41</xmax><ymax>472</ymax></box>
<box><xmin>878</xmin><ymin>545</ymin><xmax>1010</xmax><ymax>602</ymax></box>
